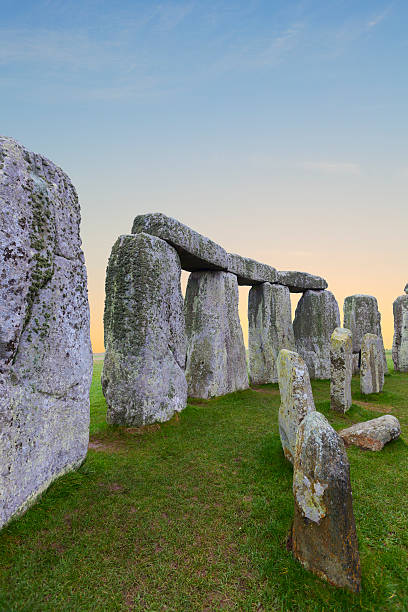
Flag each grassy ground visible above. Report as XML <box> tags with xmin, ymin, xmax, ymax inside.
<box><xmin>0</xmin><ymin>356</ymin><xmax>407</xmax><ymax>611</ymax></box>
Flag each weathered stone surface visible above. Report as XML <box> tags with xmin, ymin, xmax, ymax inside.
<box><xmin>292</xmin><ymin>411</ymin><xmax>361</xmax><ymax>592</ymax></box>
<box><xmin>184</xmin><ymin>271</ymin><xmax>248</xmax><ymax>398</ymax></box>
<box><xmin>392</xmin><ymin>294</ymin><xmax>408</xmax><ymax>372</ymax></box>
<box><xmin>249</xmin><ymin>284</ymin><xmax>295</xmax><ymax>384</ymax></box>
<box><xmin>352</xmin><ymin>353</ymin><xmax>360</xmax><ymax>375</ymax></box>
<box><xmin>227</xmin><ymin>253</ymin><xmax>277</xmax><ymax>285</ymax></box>
<box><xmin>102</xmin><ymin>233</ymin><xmax>187</xmax><ymax>425</ymax></box>
<box><xmin>0</xmin><ymin>136</ymin><xmax>92</xmax><ymax>529</ymax></box>
<box><xmin>360</xmin><ymin>333</ymin><xmax>384</xmax><ymax>394</ymax></box>
<box><xmin>339</xmin><ymin>415</ymin><xmax>401</xmax><ymax>451</ymax></box>
<box><xmin>293</xmin><ymin>290</ymin><xmax>340</xmax><ymax>379</ymax></box>
<box><xmin>277</xmin><ymin>349</ymin><xmax>315</xmax><ymax>463</ymax></box>
<box><xmin>276</xmin><ymin>271</ymin><xmax>328</xmax><ymax>293</ymax></box>
<box><xmin>330</xmin><ymin>328</ymin><xmax>352</xmax><ymax>413</ymax></box>
<box><xmin>131</xmin><ymin>212</ymin><xmax>227</xmax><ymax>272</ymax></box>
<box><xmin>405</xmin><ymin>283</ymin><xmax>408</xmax><ymax>294</ymax></box>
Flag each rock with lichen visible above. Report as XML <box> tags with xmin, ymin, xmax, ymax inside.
<box><xmin>392</xmin><ymin>293</ymin><xmax>408</xmax><ymax>372</ymax></box>
<box><xmin>276</xmin><ymin>271</ymin><xmax>328</xmax><ymax>293</ymax></box>
<box><xmin>227</xmin><ymin>253</ymin><xmax>277</xmax><ymax>285</ymax></box>
<box><xmin>360</xmin><ymin>333</ymin><xmax>384</xmax><ymax>394</ymax></box>
<box><xmin>339</xmin><ymin>415</ymin><xmax>401</xmax><ymax>451</ymax></box>
<box><xmin>330</xmin><ymin>327</ymin><xmax>353</xmax><ymax>413</ymax></box>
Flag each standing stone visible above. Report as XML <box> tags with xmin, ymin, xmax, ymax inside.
<box><xmin>102</xmin><ymin>233</ymin><xmax>187</xmax><ymax>425</ymax></box>
<box><xmin>392</xmin><ymin>293</ymin><xmax>408</xmax><ymax>372</ymax></box>
<box><xmin>184</xmin><ymin>271</ymin><xmax>248</xmax><ymax>398</ymax></box>
<box><xmin>0</xmin><ymin>136</ymin><xmax>92</xmax><ymax>529</ymax></box>
<box><xmin>292</xmin><ymin>411</ymin><xmax>361</xmax><ymax>592</ymax></box>
<box><xmin>293</xmin><ymin>290</ymin><xmax>340</xmax><ymax>379</ymax></box>
<box><xmin>330</xmin><ymin>328</ymin><xmax>353</xmax><ymax>413</ymax></box>
<box><xmin>277</xmin><ymin>349</ymin><xmax>315</xmax><ymax>463</ymax></box>
<box><xmin>248</xmin><ymin>283</ymin><xmax>295</xmax><ymax>384</ymax></box>
<box><xmin>360</xmin><ymin>333</ymin><xmax>384</xmax><ymax>394</ymax></box>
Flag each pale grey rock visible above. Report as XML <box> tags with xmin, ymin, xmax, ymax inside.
<box><xmin>227</xmin><ymin>253</ymin><xmax>277</xmax><ymax>285</ymax></box>
<box><xmin>248</xmin><ymin>283</ymin><xmax>295</xmax><ymax>384</ymax></box>
<box><xmin>360</xmin><ymin>333</ymin><xmax>384</xmax><ymax>394</ymax></box>
<box><xmin>293</xmin><ymin>290</ymin><xmax>340</xmax><ymax>379</ymax></box>
<box><xmin>102</xmin><ymin>233</ymin><xmax>187</xmax><ymax>425</ymax></box>
<box><xmin>292</xmin><ymin>411</ymin><xmax>361</xmax><ymax>592</ymax></box>
<box><xmin>0</xmin><ymin>136</ymin><xmax>92</xmax><ymax>529</ymax></box>
<box><xmin>352</xmin><ymin>353</ymin><xmax>360</xmax><ymax>375</ymax></box>
<box><xmin>277</xmin><ymin>349</ymin><xmax>315</xmax><ymax>463</ymax></box>
<box><xmin>131</xmin><ymin>212</ymin><xmax>227</xmax><ymax>272</ymax></box>
<box><xmin>184</xmin><ymin>271</ymin><xmax>248</xmax><ymax>398</ymax></box>
<box><xmin>339</xmin><ymin>415</ymin><xmax>401</xmax><ymax>451</ymax></box>
<box><xmin>276</xmin><ymin>271</ymin><xmax>328</xmax><ymax>293</ymax></box>
<box><xmin>405</xmin><ymin>283</ymin><xmax>408</xmax><ymax>294</ymax></box>
<box><xmin>330</xmin><ymin>328</ymin><xmax>352</xmax><ymax>413</ymax></box>
<box><xmin>392</xmin><ymin>294</ymin><xmax>408</xmax><ymax>372</ymax></box>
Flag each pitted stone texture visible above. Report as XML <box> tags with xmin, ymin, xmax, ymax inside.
<box><xmin>360</xmin><ymin>333</ymin><xmax>384</xmax><ymax>394</ymax></box>
<box><xmin>405</xmin><ymin>284</ymin><xmax>408</xmax><ymax>294</ymax></box>
<box><xmin>227</xmin><ymin>253</ymin><xmax>277</xmax><ymax>286</ymax></box>
<box><xmin>392</xmin><ymin>294</ymin><xmax>408</xmax><ymax>372</ymax></box>
<box><xmin>131</xmin><ymin>212</ymin><xmax>227</xmax><ymax>272</ymax></box>
<box><xmin>102</xmin><ymin>233</ymin><xmax>187</xmax><ymax>426</ymax></box>
<box><xmin>276</xmin><ymin>271</ymin><xmax>328</xmax><ymax>293</ymax></box>
<box><xmin>293</xmin><ymin>290</ymin><xmax>340</xmax><ymax>379</ymax></box>
<box><xmin>249</xmin><ymin>284</ymin><xmax>295</xmax><ymax>384</ymax></box>
<box><xmin>352</xmin><ymin>353</ymin><xmax>360</xmax><ymax>375</ymax></box>
<box><xmin>292</xmin><ymin>412</ymin><xmax>361</xmax><ymax>592</ymax></box>
<box><xmin>330</xmin><ymin>328</ymin><xmax>352</xmax><ymax>413</ymax></box>
<box><xmin>277</xmin><ymin>349</ymin><xmax>315</xmax><ymax>463</ymax></box>
<box><xmin>0</xmin><ymin>136</ymin><xmax>92</xmax><ymax>529</ymax></box>
<box><xmin>184</xmin><ymin>271</ymin><xmax>248</xmax><ymax>398</ymax></box>
<box><xmin>339</xmin><ymin>415</ymin><xmax>401</xmax><ymax>451</ymax></box>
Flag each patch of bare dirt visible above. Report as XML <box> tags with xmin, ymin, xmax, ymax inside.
<box><xmin>353</xmin><ymin>401</ymin><xmax>393</xmax><ymax>414</ymax></box>
<box><xmin>251</xmin><ymin>387</ymin><xmax>280</xmax><ymax>396</ymax></box>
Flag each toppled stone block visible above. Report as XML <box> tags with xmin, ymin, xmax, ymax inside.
<box><xmin>102</xmin><ymin>233</ymin><xmax>187</xmax><ymax>425</ymax></box>
<box><xmin>360</xmin><ymin>333</ymin><xmax>384</xmax><ymax>394</ymax></box>
<box><xmin>227</xmin><ymin>253</ymin><xmax>277</xmax><ymax>285</ymax></box>
<box><xmin>277</xmin><ymin>349</ymin><xmax>315</xmax><ymax>463</ymax></box>
<box><xmin>292</xmin><ymin>411</ymin><xmax>361</xmax><ymax>592</ymax></box>
<box><xmin>392</xmin><ymin>293</ymin><xmax>408</xmax><ymax>372</ymax></box>
<box><xmin>184</xmin><ymin>271</ymin><xmax>248</xmax><ymax>398</ymax></box>
<box><xmin>339</xmin><ymin>415</ymin><xmax>401</xmax><ymax>451</ymax></box>
<box><xmin>330</xmin><ymin>327</ymin><xmax>353</xmax><ymax>413</ymax></box>
<box><xmin>276</xmin><ymin>271</ymin><xmax>328</xmax><ymax>293</ymax></box>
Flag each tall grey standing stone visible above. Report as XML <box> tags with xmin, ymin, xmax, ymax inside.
<box><xmin>184</xmin><ymin>271</ymin><xmax>248</xmax><ymax>398</ymax></box>
<box><xmin>392</xmin><ymin>293</ymin><xmax>408</xmax><ymax>372</ymax></box>
<box><xmin>102</xmin><ymin>233</ymin><xmax>187</xmax><ymax>425</ymax></box>
<box><xmin>360</xmin><ymin>333</ymin><xmax>384</xmax><ymax>394</ymax></box>
<box><xmin>293</xmin><ymin>290</ymin><xmax>340</xmax><ymax>379</ymax></box>
<box><xmin>292</xmin><ymin>411</ymin><xmax>361</xmax><ymax>592</ymax></box>
<box><xmin>330</xmin><ymin>327</ymin><xmax>352</xmax><ymax>413</ymax></box>
<box><xmin>277</xmin><ymin>349</ymin><xmax>315</xmax><ymax>463</ymax></box>
<box><xmin>0</xmin><ymin>136</ymin><xmax>92</xmax><ymax>529</ymax></box>
<box><xmin>248</xmin><ymin>283</ymin><xmax>295</xmax><ymax>384</ymax></box>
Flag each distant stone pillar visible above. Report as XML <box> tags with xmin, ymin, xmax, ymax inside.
<box><xmin>248</xmin><ymin>283</ymin><xmax>295</xmax><ymax>384</ymax></box>
<box><xmin>293</xmin><ymin>290</ymin><xmax>340</xmax><ymax>379</ymax></box>
<box><xmin>392</xmin><ymin>288</ymin><xmax>408</xmax><ymax>372</ymax></box>
<box><xmin>102</xmin><ymin>233</ymin><xmax>187</xmax><ymax>425</ymax></box>
<box><xmin>184</xmin><ymin>271</ymin><xmax>248</xmax><ymax>398</ymax></box>
<box><xmin>360</xmin><ymin>333</ymin><xmax>384</xmax><ymax>394</ymax></box>
<box><xmin>330</xmin><ymin>327</ymin><xmax>353</xmax><ymax>413</ymax></box>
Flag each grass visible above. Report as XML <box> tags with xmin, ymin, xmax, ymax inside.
<box><xmin>0</xmin><ymin>355</ymin><xmax>407</xmax><ymax>611</ymax></box>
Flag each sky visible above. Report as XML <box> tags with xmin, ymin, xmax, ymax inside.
<box><xmin>1</xmin><ymin>0</ymin><xmax>407</xmax><ymax>352</ymax></box>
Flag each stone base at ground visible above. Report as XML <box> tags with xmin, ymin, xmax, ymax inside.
<box><xmin>339</xmin><ymin>415</ymin><xmax>401</xmax><ymax>450</ymax></box>
<box><xmin>330</xmin><ymin>327</ymin><xmax>352</xmax><ymax>413</ymax></box>
<box><xmin>360</xmin><ymin>333</ymin><xmax>384</xmax><ymax>394</ymax></box>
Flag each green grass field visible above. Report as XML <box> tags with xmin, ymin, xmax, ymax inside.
<box><xmin>0</xmin><ymin>356</ymin><xmax>407</xmax><ymax>611</ymax></box>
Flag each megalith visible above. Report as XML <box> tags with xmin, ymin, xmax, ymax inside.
<box><xmin>292</xmin><ymin>411</ymin><xmax>361</xmax><ymax>592</ymax></box>
<box><xmin>360</xmin><ymin>333</ymin><xmax>384</xmax><ymax>394</ymax></box>
<box><xmin>248</xmin><ymin>283</ymin><xmax>295</xmax><ymax>384</ymax></box>
<box><xmin>102</xmin><ymin>233</ymin><xmax>187</xmax><ymax>425</ymax></box>
<box><xmin>330</xmin><ymin>327</ymin><xmax>352</xmax><ymax>413</ymax></box>
<box><xmin>277</xmin><ymin>349</ymin><xmax>315</xmax><ymax>463</ymax></box>
<box><xmin>340</xmin><ymin>415</ymin><xmax>401</xmax><ymax>451</ymax></box>
<box><xmin>184</xmin><ymin>271</ymin><xmax>248</xmax><ymax>398</ymax></box>
<box><xmin>293</xmin><ymin>290</ymin><xmax>340</xmax><ymax>379</ymax></box>
<box><xmin>0</xmin><ymin>136</ymin><xmax>92</xmax><ymax>529</ymax></box>
<box><xmin>392</xmin><ymin>290</ymin><xmax>408</xmax><ymax>372</ymax></box>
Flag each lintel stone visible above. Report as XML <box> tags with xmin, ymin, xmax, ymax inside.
<box><xmin>276</xmin><ymin>271</ymin><xmax>328</xmax><ymax>293</ymax></box>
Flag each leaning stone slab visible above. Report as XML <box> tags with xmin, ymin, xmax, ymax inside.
<box><xmin>392</xmin><ymin>293</ymin><xmax>408</xmax><ymax>372</ymax></box>
<box><xmin>184</xmin><ymin>271</ymin><xmax>248</xmax><ymax>398</ymax></box>
<box><xmin>344</xmin><ymin>294</ymin><xmax>387</xmax><ymax>374</ymax></box>
<box><xmin>227</xmin><ymin>253</ymin><xmax>277</xmax><ymax>285</ymax></box>
<box><xmin>131</xmin><ymin>212</ymin><xmax>227</xmax><ymax>272</ymax></box>
<box><xmin>276</xmin><ymin>271</ymin><xmax>328</xmax><ymax>293</ymax></box>
<box><xmin>102</xmin><ymin>233</ymin><xmax>187</xmax><ymax>425</ymax></box>
<box><xmin>277</xmin><ymin>349</ymin><xmax>315</xmax><ymax>463</ymax></box>
<box><xmin>0</xmin><ymin>136</ymin><xmax>92</xmax><ymax>529</ymax></box>
<box><xmin>249</xmin><ymin>284</ymin><xmax>295</xmax><ymax>384</ymax></box>
<box><xmin>339</xmin><ymin>415</ymin><xmax>401</xmax><ymax>451</ymax></box>
<box><xmin>293</xmin><ymin>290</ymin><xmax>340</xmax><ymax>379</ymax></box>
<box><xmin>292</xmin><ymin>411</ymin><xmax>361</xmax><ymax>592</ymax></box>
<box><xmin>330</xmin><ymin>328</ymin><xmax>353</xmax><ymax>413</ymax></box>
<box><xmin>360</xmin><ymin>333</ymin><xmax>384</xmax><ymax>394</ymax></box>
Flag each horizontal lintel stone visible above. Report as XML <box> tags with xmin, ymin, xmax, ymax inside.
<box><xmin>276</xmin><ymin>271</ymin><xmax>328</xmax><ymax>293</ymax></box>
<box><xmin>227</xmin><ymin>253</ymin><xmax>277</xmax><ymax>285</ymax></box>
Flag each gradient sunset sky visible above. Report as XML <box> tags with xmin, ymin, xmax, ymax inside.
<box><xmin>2</xmin><ymin>0</ymin><xmax>407</xmax><ymax>352</ymax></box>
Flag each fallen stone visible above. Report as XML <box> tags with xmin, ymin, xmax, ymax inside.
<box><xmin>0</xmin><ymin>136</ymin><xmax>92</xmax><ymax>529</ymax></box>
<box><xmin>339</xmin><ymin>415</ymin><xmax>401</xmax><ymax>451</ymax></box>
<box><xmin>292</xmin><ymin>411</ymin><xmax>361</xmax><ymax>592</ymax></box>
<box><xmin>360</xmin><ymin>333</ymin><xmax>384</xmax><ymax>394</ymax></box>
<box><xmin>293</xmin><ymin>290</ymin><xmax>340</xmax><ymax>379</ymax></box>
<box><xmin>277</xmin><ymin>349</ymin><xmax>315</xmax><ymax>463</ymax></box>
<box><xmin>392</xmin><ymin>294</ymin><xmax>408</xmax><ymax>372</ymax></box>
<box><xmin>276</xmin><ymin>271</ymin><xmax>328</xmax><ymax>293</ymax></box>
<box><xmin>227</xmin><ymin>253</ymin><xmax>277</xmax><ymax>285</ymax></box>
<box><xmin>330</xmin><ymin>328</ymin><xmax>353</xmax><ymax>413</ymax></box>
<box><xmin>102</xmin><ymin>233</ymin><xmax>187</xmax><ymax>425</ymax></box>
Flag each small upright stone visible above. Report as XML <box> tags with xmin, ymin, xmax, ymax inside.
<box><xmin>277</xmin><ymin>349</ymin><xmax>315</xmax><ymax>463</ymax></box>
<box><xmin>330</xmin><ymin>328</ymin><xmax>353</xmax><ymax>413</ymax></box>
<box><xmin>360</xmin><ymin>333</ymin><xmax>384</xmax><ymax>394</ymax></box>
<box><xmin>392</xmin><ymin>292</ymin><xmax>408</xmax><ymax>372</ymax></box>
<box><xmin>292</xmin><ymin>412</ymin><xmax>361</xmax><ymax>592</ymax></box>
